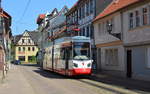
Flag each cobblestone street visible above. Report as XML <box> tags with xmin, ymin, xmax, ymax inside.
<box><xmin>0</xmin><ymin>64</ymin><xmax>150</xmax><ymax>94</ymax></box>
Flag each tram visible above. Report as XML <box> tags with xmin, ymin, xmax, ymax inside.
<box><xmin>43</xmin><ymin>36</ymin><xmax>93</xmax><ymax>76</ymax></box>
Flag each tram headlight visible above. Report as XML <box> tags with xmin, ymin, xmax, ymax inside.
<box><xmin>73</xmin><ymin>63</ymin><xmax>78</xmax><ymax>67</ymax></box>
<box><xmin>87</xmin><ymin>63</ymin><xmax>91</xmax><ymax>67</ymax></box>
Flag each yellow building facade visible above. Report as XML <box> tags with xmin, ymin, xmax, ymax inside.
<box><xmin>15</xmin><ymin>31</ymin><xmax>39</xmax><ymax>63</ymax></box>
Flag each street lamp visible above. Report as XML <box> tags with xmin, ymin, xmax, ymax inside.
<box><xmin>107</xmin><ymin>23</ymin><xmax>121</xmax><ymax>40</ymax></box>
<box><xmin>107</xmin><ymin>23</ymin><xmax>112</xmax><ymax>34</ymax></box>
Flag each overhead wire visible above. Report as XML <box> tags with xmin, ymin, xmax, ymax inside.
<box><xmin>15</xmin><ymin>0</ymin><xmax>31</xmax><ymax>34</ymax></box>
<box><xmin>19</xmin><ymin>0</ymin><xmax>31</xmax><ymax>21</ymax></box>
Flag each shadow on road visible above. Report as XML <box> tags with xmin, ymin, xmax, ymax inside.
<box><xmin>33</xmin><ymin>69</ymin><xmax>70</xmax><ymax>79</ymax></box>
<box><xmin>21</xmin><ymin>64</ymin><xmax>39</xmax><ymax>67</ymax></box>
<box><xmin>84</xmin><ymin>75</ymin><xmax>150</xmax><ymax>93</ymax></box>
<box><xmin>26</xmin><ymin>65</ymin><xmax>150</xmax><ymax>93</ymax></box>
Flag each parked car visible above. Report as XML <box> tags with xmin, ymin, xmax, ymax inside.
<box><xmin>14</xmin><ymin>60</ymin><xmax>21</xmax><ymax>65</ymax></box>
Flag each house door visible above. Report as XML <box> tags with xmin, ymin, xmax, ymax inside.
<box><xmin>127</xmin><ymin>50</ymin><xmax>132</xmax><ymax>78</ymax></box>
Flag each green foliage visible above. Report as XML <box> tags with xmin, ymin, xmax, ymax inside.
<box><xmin>29</xmin><ymin>56</ymin><xmax>37</xmax><ymax>63</ymax></box>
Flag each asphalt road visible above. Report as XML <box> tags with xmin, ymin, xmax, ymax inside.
<box><xmin>0</xmin><ymin>64</ymin><xmax>149</xmax><ymax>94</ymax></box>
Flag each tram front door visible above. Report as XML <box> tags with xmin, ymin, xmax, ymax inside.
<box><xmin>65</xmin><ymin>48</ymin><xmax>69</xmax><ymax>69</ymax></box>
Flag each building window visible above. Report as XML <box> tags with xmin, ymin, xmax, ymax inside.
<box><xmin>143</xmin><ymin>8</ymin><xmax>148</xmax><ymax>25</ymax></box>
<box><xmin>75</xmin><ymin>11</ymin><xmax>77</xmax><ymax>22</ymax></box>
<box><xmin>28</xmin><ymin>39</ymin><xmax>31</xmax><ymax>43</ymax></box>
<box><xmin>90</xmin><ymin>25</ymin><xmax>94</xmax><ymax>38</ymax></box>
<box><xmin>32</xmin><ymin>47</ymin><xmax>35</xmax><ymax>51</ymax></box>
<box><xmin>18</xmin><ymin>47</ymin><xmax>21</xmax><ymax>51</ymax></box>
<box><xmin>22</xmin><ymin>39</ymin><xmax>24</xmax><ymax>43</ymax></box>
<box><xmin>135</xmin><ymin>10</ymin><xmax>140</xmax><ymax>27</ymax></box>
<box><xmin>80</xmin><ymin>28</ymin><xmax>82</xmax><ymax>36</ymax></box>
<box><xmin>79</xmin><ymin>8</ymin><xmax>82</xmax><ymax>20</ymax></box>
<box><xmin>86</xmin><ymin>26</ymin><xmax>90</xmax><ymax>37</ymax></box>
<box><xmin>83</xmin><ymin>27</ymin><xmax>85</xmax><ymax>36</ymax></box>
<box><xmin>129</xmin><ymin>13</ymin><xmax>134</xmax><ymax>29</ymax></box>
<box><xmin>86</xmin><ymin>2</ymin><xmax>90</xmax><ymax>16</ymax></box>
<box><xmin>23</xmin><ymin>47</ymin><xmax>25</xmax><ymax>52</ymax></box>
<box><xmin>19</xmin><ymin>56</ymin><xmax>25</xmax><ymax>61</ymax></box>
<box><xmin>105</xmin><ymin>49</ymin><xmax>119</xmax><ymax>66</ymax></box>
<box><xmin>82</xmin><ymin>5</ymin><xmax>85</xmax><ymax>18</ymax></box>
<box><xmin>28</xmin><ymin>47</ymin><xmax>30</xmax><ymax>51</ymax></box>
<box><xmin>90</xmin><ymin>0</ymin><xmax>94</xmax><ymax>14</ymax></box>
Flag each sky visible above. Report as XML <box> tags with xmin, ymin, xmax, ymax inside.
<box><xmin>2</xmin><ymin>0</ymin><xmax>77</xmax><ymax>35</ymax></box>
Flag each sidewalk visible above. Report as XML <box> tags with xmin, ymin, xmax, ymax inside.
<box><xmin>92</xmin><ymin>73</ymin><xmax>150</xmax><ymax>93</ymax></box>
<box><xmin>0</xmin><ymin>70</ymin><xmax>3</xmax><ymax>83</ymax></box>
<box><xmin>0</xmin><ymin>65</ymin><xmax>35</xmax><ymax>94</ymax></box>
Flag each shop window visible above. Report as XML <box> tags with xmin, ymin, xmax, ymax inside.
<box><xmin>19</xmin><ymin>56</ymin><xmax>25</xmax><ymax>61</ymax></box>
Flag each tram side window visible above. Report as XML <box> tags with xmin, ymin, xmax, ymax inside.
<box><xmin>60</xmin><ymin>48</ymin><xmax>65</xmax><ymax>60</ymax></box>
<box><xmin>65</xmin><ymin>48</ymin><xmax>71</xmax><ymax>60</ymax></box>
<box><xmin>60</xmin><ymin>47</ymin><xmax>72</xmax><ymax>60</ymax></box>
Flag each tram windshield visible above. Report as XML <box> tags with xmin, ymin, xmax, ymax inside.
<box><xmin>73</xmin><ymin>42</ymin><xmax>90</xmax><ymax>60</ymax></box>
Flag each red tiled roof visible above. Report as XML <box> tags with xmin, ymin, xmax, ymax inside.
<box><xmin>94</xmin><ymin>0</ymin><xmax>141</xmax><ymax>22</ymax></box>
<box><xmin>0</xmin><ymin>8</ymin><xmax>11</xmax><ymax>19</ymax></box>
<box><xmin>37</xmin><ymin>14</ymin><xmax>45</xmax><ymax>24</ymax></box>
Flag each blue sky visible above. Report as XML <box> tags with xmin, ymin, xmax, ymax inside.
<box><xmin>2</xmin><ymin>0</ymin><xmax>77</xmax><ymax>35</ymax></box>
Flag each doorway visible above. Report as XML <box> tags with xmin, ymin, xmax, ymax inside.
<box><xmin>127</xmin><ymin>50</ymin><xmax>132</xmax><ymax>78</ymax></box>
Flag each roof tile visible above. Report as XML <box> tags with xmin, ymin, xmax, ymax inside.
<box><xmin>94</xmin><ymin>0</ymin><xmax>140</xmax><ymax>22</ymax></box>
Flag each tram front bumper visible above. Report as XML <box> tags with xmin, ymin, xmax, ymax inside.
<box><xmin>73</xmin><ymin>68</ymin><xmax>91</xmax><ymax>75</ymax></box>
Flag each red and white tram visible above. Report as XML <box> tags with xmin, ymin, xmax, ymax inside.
<box><xmin>43</xmin><ymin>36</ymin><xmax>93</xmax><ymax>76</ymax></box>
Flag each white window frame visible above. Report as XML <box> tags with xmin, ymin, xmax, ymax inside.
<box><xmin>105</xmin><ymin>49</ymin><xmax>119</xmax><ymax>66</ymax></box>
<box><xmin>129</xmin><ymin>12</ymin><xmax>134</xmax><ymax>29</ymax></box>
